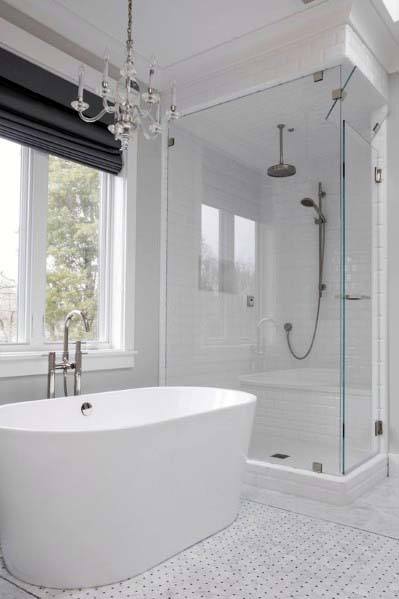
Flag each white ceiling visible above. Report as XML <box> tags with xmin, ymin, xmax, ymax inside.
<box><xmin>2</xmin><ymin>0</ymin><xmax>328</xmax><ymax>68</ymax></box>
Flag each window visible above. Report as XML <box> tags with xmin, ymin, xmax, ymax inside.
<box><xmin>199</xmin><ymin>203</ymin><xmax>257</xmax><ymax>346</ymax></box>
<box><xmin>200</xmin><ymin>204</ymin><xmax>219</xmax><ymax>292</ymax></box>
<box><xmin>234</xmin><ymin>215</ymin><xmax>256</xmax><ymax>294</ymax></box>
<box><xmin>0</xmin><ymin>136</ymin><xmax>135</xmax><ymax>373</ymax></box>
<box><xmin>45</xmin><ymin>156</ymin><xmax>102</xmax><ymax>343</ymax></box>
<box><xmin>0</xmin><ymin>139</ymin><xmax>21</xmax><ymax>343</ymax></box>
<box><xmin>200</xmin><ymin>204</ymin><xmax>256</xmax><ymax>294</ymax></box>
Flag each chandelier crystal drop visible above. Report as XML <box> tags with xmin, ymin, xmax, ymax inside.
<box><xmin>71</xmin><ymin>0</ymin><xmax>179</xmax><ymax>151</ymax></box>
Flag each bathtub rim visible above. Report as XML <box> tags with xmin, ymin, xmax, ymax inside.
<box><xmin>0</xmin><ymin>386</ymin><xmax>256</xmax><ymax>435</ymax></box>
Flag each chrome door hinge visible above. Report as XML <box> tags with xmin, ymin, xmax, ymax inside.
<box><xmin>168</xmin><ymin>137</ymin><xmax>175</xmax><ymax>148</ymax></box>
<box><xmin>332</xmin><ymin>88</ymin><xmax>346</xmax><ymax>101</ymax></box>
<box><xmin>375</xmin><ymin>167</ymin><xmax>383</xmax><ymax>184</ymax></box>
<box><xmin>313</xmin><ymin>71</ymin><xmax>324</xmax><ymax>83</ymax></box>
<box><xmin>375</xmin><ymin>420</ymin><xmax>383</xmax><ymax>436</ymax></box>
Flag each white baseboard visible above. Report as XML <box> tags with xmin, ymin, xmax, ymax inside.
<box><xmin>243</xmin><ymin>454</ymin><xmax>388</xmax><ymax>506</ymax></box>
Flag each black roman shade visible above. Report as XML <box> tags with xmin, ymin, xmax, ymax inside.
<box><xmin>0</xmin><ymin>47</ymin><xmax>123</xmax><ymax>174</ymax></box>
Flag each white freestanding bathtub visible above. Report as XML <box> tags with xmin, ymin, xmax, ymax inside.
<box><xmin>0</xmin><ymin>386</ymin><xmax>256</xmax><ymax>589</ymax></box>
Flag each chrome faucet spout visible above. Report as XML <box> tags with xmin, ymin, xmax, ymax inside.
<box><xmin>63</xmin><ymin>310</ymin><xmax>90</xmax><ymax>363</ymax></box>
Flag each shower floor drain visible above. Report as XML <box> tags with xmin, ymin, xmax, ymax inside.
<box><xmin>271</xmin><ymin>453</ymin><xmax>290</xmax><ymax>459</ymax></box>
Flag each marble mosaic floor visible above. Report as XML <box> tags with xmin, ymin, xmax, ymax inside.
<box><xmin>2</xmin><ymin>499</ymin><xmax>399</xmax><ymax>599</ymax></box>
<box><xmin>243</xmin><ymin>474</ymin><xmax>399</xmax><ymax>539</ymax></box>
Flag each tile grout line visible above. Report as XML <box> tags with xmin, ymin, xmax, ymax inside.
<box><xmin>246</xmin><ymin>498</ymin><xmax>399</xmax><ymax>543</ymax></box>
<box><xmin>0</xmin><ymin>574</ymin><xmax>41</xmax><ymax>598</ymax></box>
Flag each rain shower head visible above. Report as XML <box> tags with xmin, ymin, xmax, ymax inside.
<box><xmin>267</xmin><ymin>124</ymin><xmax>296</xmax><ymax>178</ymax></box>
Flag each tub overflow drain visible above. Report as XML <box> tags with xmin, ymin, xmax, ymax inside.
<box><xmin>81</xmin><ymin>402</ymin><xmax>93</xmax><ymax>416</ymax></box>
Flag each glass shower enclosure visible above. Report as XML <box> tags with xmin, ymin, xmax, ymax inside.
<box><xmin>163</xmin><ymin>64</ymin><xmax>386</xmax><ymax>476</ymax></box>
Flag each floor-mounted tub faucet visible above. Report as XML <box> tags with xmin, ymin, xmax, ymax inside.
<box><xmin>47</xmin><ymin>310</ymin><xmax>90</xmax><ymax>399</ymax></box>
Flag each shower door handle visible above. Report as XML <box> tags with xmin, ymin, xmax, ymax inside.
<box><xmin>336</xmin><ymin>294</ymin><xmax>371</xmax><ymax>300</ymax></box>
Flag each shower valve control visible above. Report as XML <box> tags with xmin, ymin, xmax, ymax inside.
<box><xmin>247</xmin><ymin>295</ymin><xmax>255</xmax><ymax>308</ymax></box>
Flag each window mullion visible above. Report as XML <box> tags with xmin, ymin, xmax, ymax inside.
<box><xmin>16</xmin><ymin>147</ymin><xmax>31</xmax><ymax>343</ymax></box>
<box><xmin>98</xmin><ymin>173</ymin><xmax>113</xmax><ymax>344</ymax></box>
<box><xmin>29</xmin><ymin>150</ymin><xmax>49</xmax><ymax>348</ymax></box>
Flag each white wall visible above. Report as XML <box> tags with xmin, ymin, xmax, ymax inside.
<box><xmin>0</xmin><ymin>136</ymin><xmax>162</xmax><ymax>404</ymax></box>
<box><xmin>388</xmin><ymin>73</ymin><xmax>399</xmax><ymax>453</ymax></box>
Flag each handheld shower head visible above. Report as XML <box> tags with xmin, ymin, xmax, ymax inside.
<box><xmin>301</xmin><ymin>198</ymin><xmax>315</xmax><ymax>208</ymax></box>
<box><xmin>300</xmin><ymin>197</ymin><xmax>326</xmax><ymax>223</ymax></box>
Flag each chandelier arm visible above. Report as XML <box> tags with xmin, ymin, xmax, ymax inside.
<box><xmin>135</xmin><ymin>109</ymin><xmax>161</xmax><ymax>139</ymax></box>
<box><xmin>141</xmin><ymin>127</ymin><xmax>161</xmax><ymax>141</ymax></box>
<box><xmin>78</xmin><ymin>108</ymin><xmax>109</xmax><ymax>123</ymax></box>
<box><xmin>102</xmin><ymin>97</ymin><xmax>117</xmax><ymax>114</ymax></box>
<box><xmin>136</xmin><ymin>104</ymin><xmax>159</xmax><ymax>125</ymax></box>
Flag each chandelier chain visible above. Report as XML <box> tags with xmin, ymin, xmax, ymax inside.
<box><xmin>127</xmin><ymin>0</ymin><xmax>133</xmax><ymax>45</ymax></box>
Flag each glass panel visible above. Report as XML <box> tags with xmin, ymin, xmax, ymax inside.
<box><xmin>343</xmin><ymin>123</ymin><xmax>377</xmax><ymax>471</ymax></box>
<box><xmin>200</xmin><ymin>204</ymin><xmax>220</xmax><ymax>292</ymax></box>
<box><xmin>166</xmin><ymin>66</ymin><xmax>343</xmax><ymax>474</ymax></box>
<box><xmin>45</xmin><ymin>156</ymin><xmax>101</xmax><ymax>342</ymax></box>
<box><xmin>234</xmin><ymin>215</ymin><xmax>256</xmax><ymax>294</ymax></box>
<box><xmin>0</xmin><ymin>138</ymin><xmax>22</xmax><ymax>343</ymax></box>
<box><xmin>341</xmin><ymin>67</ymin><xmax>387</xmax><ymax>473</ymax></box>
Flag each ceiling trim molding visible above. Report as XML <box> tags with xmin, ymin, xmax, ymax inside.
<box><xmin>176</xmin><ymin>25</ymin><xmax>348</xmax><ymax>114</ymax></box>
<box><xmin>0</xmin><ymin>16</ymin><xmax>107</xmax><ymax>93</ymax></box>
<box><xmin>349</xmin><ymin>0</ymin><xmax>399</xmax><ymax>73</ymax></box>
<box><xmin>161</xmin><ymin>1</ymin><xmax>353</xmax><ymax>92</ymax></box>
<box><xmin>345</xmin><ymin>24</ymin><xmax>389</xmax><ymax>98</ymax></box>
<box><xmin>0</xmin><ymin>0</ymin><xmax>150</xmax><ymax>81</ymax></box>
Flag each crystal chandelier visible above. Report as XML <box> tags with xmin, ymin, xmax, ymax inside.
<box><xmin>71</xmin><ymin>0</ymin><xmax>178</xmax><ymax>151</ymax></box>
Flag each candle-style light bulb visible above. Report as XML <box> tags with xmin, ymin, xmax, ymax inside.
<box><xmin>103</xmin><ymin>51</ymin><xmax>110</xmax><ymax>82</ymax></box>
<box><xmin>148</xmin><ymin>56</ymin><xmax>156</xmax><ymax>91</ymax></box>
<box><xmin>78</xmin><ymin>65</ymin><xmax>85</xmax><ymax>100</ymax></box>
<box><xmin>171</xmin><ymin>80</ymin><xmax>177</xmax><ymax>109</ymax></box>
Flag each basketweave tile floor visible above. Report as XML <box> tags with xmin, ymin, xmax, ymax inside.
<box><xmin>2</xmin><ymin>500</ymin><xmax>399</xmax><ymax>599</ymax></box>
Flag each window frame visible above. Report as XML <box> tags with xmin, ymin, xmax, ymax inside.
<box><xmin>0</xmin><ymin>140</ymin><xmax>137</xmax><ymax>377</ymax></box>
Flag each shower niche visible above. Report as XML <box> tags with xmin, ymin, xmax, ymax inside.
<box><xmin>163</xmin><ymin>64</ymin><xmax>386</xmax><ymax>480</ymax></box>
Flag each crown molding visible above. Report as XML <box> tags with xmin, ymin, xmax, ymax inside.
<box><xmin>0</xmin><ymin>0</ymin><xmax>150</xmax><ymax>81</ymax></box>
<box><xmin>160</xmin><ymin>0</ymin><xmax>353</xmax><ymax>93</ymax></box>
<box><xmin>349</xmin><ymin>0</ymin><xmax>399</xmax><ymax>73</ymax></box>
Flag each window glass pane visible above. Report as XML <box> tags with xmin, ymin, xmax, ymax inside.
<box><xmin>0</xmin><ymin>138</ymin><xmax>21</xmax><ymax>343</ymax></box>
<box><xmin>234</xmin><ymin>215</ymin><xmax>255</xmax><ymax>293</ymax></box>
<box><xmin>200</xmin><ymin>204</ymin><xmax>219</xmax><ymax>291</ymax></box>
<box><xmin>45</xmin><ymin>156</ymin><xmax>101</xmax><ymax>342</ymax></box>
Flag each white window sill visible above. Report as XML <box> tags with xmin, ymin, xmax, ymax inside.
<box><xmin>0</xmin><ymin>349</ymin><xmax>137</xmax><ymax>378</ymax></box>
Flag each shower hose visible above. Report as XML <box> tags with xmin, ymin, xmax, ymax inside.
<box><xmin>285</xmin><ymin>218</ymin><xmax>326</xmax><ymax>360</ymax></box>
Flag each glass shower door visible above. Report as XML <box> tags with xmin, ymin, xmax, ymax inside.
<box><xmin>341</xmin><ymin>120</ymin><xmax>379</xmax><ymax>474</ymax></box>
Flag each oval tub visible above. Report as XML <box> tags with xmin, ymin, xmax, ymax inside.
<box><xmin>0</xmin><ymin>386</ymin><xmax>256</xmax><ymax>589</ymax></box>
